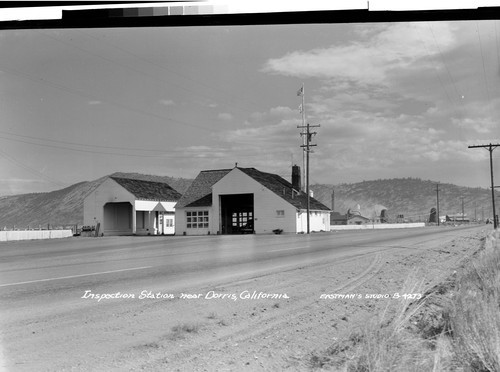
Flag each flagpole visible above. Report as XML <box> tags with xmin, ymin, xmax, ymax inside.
<box><xmin>301</xmin><ymin>83</ymin><xmax>306</xmax><ymax>192</ymax></box>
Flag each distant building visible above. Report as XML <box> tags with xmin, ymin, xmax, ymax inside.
<box><xmin>83</xmin><ymin>176</ymin><xmax>181</xmax><ymax>236</ymax></box>
<box><xmin>175</xmin><ymin>166</ymin><xmax>331</xmax><ymax>235</ymax></box>
<box><xmin>446</xmin><ymin>214</ymin><xmax>470</xmax><ymax>223</ymax></box>
<box><xmin>347</xmin><ymin>214</ymin><xmax>371</xmax><ymax>225</ymax></box>
<box><xmin>346</xmin><ymin>208</ymin><xmax>371</xmax><ymax>225</ymax></box>
<box><xmin>330</xmin><ymin>211</ymin><xmax>347</xmax><ymax>225</ymax></box>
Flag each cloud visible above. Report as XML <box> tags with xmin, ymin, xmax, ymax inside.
<box><xmin>160</xmin><ymin>99</ymin><xmax>175</xmax><ymax>106</ymax></box>
<box><xmin>263</xmin><ymin>23</ymin><xmax>457</xmax><ymax>86</ymax></box>
<box><xmin>256</xmin><ymin>21</ymin><xmax>499</xmax><ymax>178</ymax></box>
<box><xmin>88</xmin><ymin>100</ymin><xmax>102</xmax><ymax>105</ymax></box>
<box><xmin>218</xmin><ymin>112</ymin><xmax>233</xmax><ymax>121</ymax></box>
<box><xmin>246</xmin><ymin>106</ymin><xmax>298</xmax><ymax>126</ymax></box>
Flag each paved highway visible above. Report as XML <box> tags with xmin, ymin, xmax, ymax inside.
<box><xmin>0</xmin><ymin>225</ymin><xmax>486</xmax><ymax>371</ymax></box>
<box><xmin>0</xmin><ymin>226</ymin><xmax>484</xmax><ymax>301</ymax></box>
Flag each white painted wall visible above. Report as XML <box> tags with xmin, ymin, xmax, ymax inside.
<box><xmin>175</xmin><ymin>169</ymin><xmax>330</xmax><ymax>235</ymax></box>
<box><xmin>296</xmin><ymin>210</ymin><xmax>331</xmax><ymax>233</ymax></box>
<box><xmin>0</xmin><ymin>230</ymin><xmax>73</xmax><ymax>242</ymax></box>
<box><xmin>135</xmin><ymin>201</ymin><xmax>177</xmax><ymax>235</ymax></box>
<box><xmin>84</xmin><ymin>178</ymin><xmax>136</xmax><ymax>235</ymax></box>
<box><xmin>135</xmin><ymin>200</ymin><xmax>176</xmax><ymax>212</ymax></box>
<box><xmin>331</xmin><ymin>223</ymin><xmax>425</xmax><ymax>230</ymax></box>
<box><xmin>84</xmin><ymin>178</ymin><xmax>178</xmax><ymax>236</ymax></box>
<box><xmin>175</xmin><ymin>207</ymin><xmax>212</xmax><ymax>236</ymax></box>
<box><xmin>212</xmin><ymin>168</ymin><xmax>298</xmax><ymax>234</ymax></box>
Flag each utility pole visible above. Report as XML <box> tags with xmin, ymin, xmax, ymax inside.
<box><xmin>436</xmin><ymin>183</ymin><xmax>441</xmax><ymax>226</ymax></box>
<box><xmin>461</xmin><ymin>196</ymin><xmax>465</xmax><ymax>223</ymax></box>
<box><xmin>468</xmin><ymin>143</ymin><xmax>500</xmax><ymax>229</ymax></box>
<box><xmin>494</xmin><ymin>186</ymin><xmax>500</xmax><ymax>226</ymax></box>
<box><xmin>298</xmin><ymin>122</ymin><xmax>320</xmax><ymax>234</ymax></box>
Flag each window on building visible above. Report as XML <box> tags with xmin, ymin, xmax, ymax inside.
<box><xmin>276</xmin><ymin>210</ymin><xmax>285</xmax><ymax>217</ymax></box>
<box><xmin>232</xmin><ymin>211</ymin><xmax>253</xmax><ymax>229</ymax></box>
<box><xmin>186</xmin><ymin>211</ymin><xmax>209</xmax><ymax>228</ymax></box>
<box><xmin>165</xmin><ymin>219</ymin><xmax>173</xmax><ymax>227</ymax></box>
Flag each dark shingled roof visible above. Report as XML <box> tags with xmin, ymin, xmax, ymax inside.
<box><xmin>110</xmin><ymin>177</ymin><xmax>182</xmax><ymax>202</ymax></box>
<box><xmin>175</xmin><ymin>167</ymin><xmax>330</xmax><ymax>211</ymax></box>
<box><xmin>174</xmin><ymin>169</ymin><xmax>231</xmax><ymax>208</ymax></box>
<box><xmin>238</xmin><ymin>168</ymin><xmax>330</xmax><ymax>211</ymax></box>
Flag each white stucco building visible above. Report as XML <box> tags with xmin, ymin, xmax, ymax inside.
<box><xmin>83</xmin><ymin>176</ymin><xmax>181</xmax><ymax>236</ymax></box>
<box><xmin>175</xmin><ymin>166</ymin><xmax>331</xmax><ymax>235</ymax></box>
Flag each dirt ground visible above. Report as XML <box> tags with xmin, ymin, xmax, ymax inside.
<box><xmin>1</xmin><ymin>226</ymin><xmax>489</xmax><ymax>371</ymax></box>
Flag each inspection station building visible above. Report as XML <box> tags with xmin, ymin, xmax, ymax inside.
<box><xmin>83</xmin><ymin>176</ymin><xmax>181</xmax><ymax>236</ymax></box>
<box><xmin>174</xmin><ymin>165</ymin><xmax>331</xmax><ymax>235</ymax></box>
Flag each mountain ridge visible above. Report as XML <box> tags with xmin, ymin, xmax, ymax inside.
<box><xmin>0</xmin><ymin>174</ymin><xmax>496</xmax><ymax>228</ymax></box>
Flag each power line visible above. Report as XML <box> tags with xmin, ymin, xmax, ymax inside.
<box><xmin>427</xmin><ymin>23</ymin><xmax>462</xmax><ymax>105</ymax></box>
<box><xmin>0</xmin><ymin>135</ymin><xmax>180</xmax><ymax>158</ymax></box>
<box><xmin>494</xmin><ymin>21</ymin><xmax>500</xmax><ymax>74</ymax></box>
<box><xmin>476</xmin><ymin>22</ymin><xmax>493</xmax><ymax>108</ymax></box>
<box><xmin>468</xmin><ymin>143</ymin><xmax>500</xmax><ymax>229</ymax></box>
<box><xmin>0</xmin><ymin>130</ymin><xmax>170</xmax><ymax>153</ymax></box>
<box><xmin>0</xmin><ymin>62</ymin><xmax>211</xmax><ymax>133</ymax></box>
<box><xmin>74</xmin><ymin>29</ymin><xmax>264</xmax><ymax>116</ymax></box>
<box><xmin>0</xmin><ymin>148</ymin><xmax>66</xmax><ymax>188</ymax></box>
<box><xmin>0</xmin><ymin>132</ymin><xmax>270</xmax><ymax>159</ymax></box>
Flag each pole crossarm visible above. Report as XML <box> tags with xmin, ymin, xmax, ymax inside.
<box><xmin>468</xmin><ymin>144</ymin><xmax>500</xmax><ymax>149</ymax></box>
<box><xmin>298</xmin><ymin>122</ymin><xmax>320</xmax><ymax>234</ymax></box>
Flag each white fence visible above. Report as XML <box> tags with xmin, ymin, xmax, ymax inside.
<box><xmin>0</xmin><ymin>230</ymin><xmax>73</xmax><ymax>242</ymax></box>
<box><xmin>331</xmin><ymin>223</ymin><xmax>425</xmax><ymax>231</ymax></box>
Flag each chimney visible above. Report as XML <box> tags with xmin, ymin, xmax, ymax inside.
<box><xmin>292</xmin><ymin>164</ymin><xmax>301</xmax><ymax>191</ymax></box>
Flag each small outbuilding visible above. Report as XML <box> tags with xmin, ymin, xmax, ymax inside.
<box><xmin>83</xmin><ymin>176</ymin><xmax>181</xmax><ymax>236</ymax></box>
<box><xmin>330</xmin><ymin>212</ymin><xmax>348</xmax><ymax>225</ymax></box>
<box><xmin>175</xmin><ymin>165</ymin><xmax>331</xmax><ymax>235</ymax></box>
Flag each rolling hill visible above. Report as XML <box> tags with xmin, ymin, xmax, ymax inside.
<box><xmin>0</xmin><ymin>173</ymin><xmax>192</xmax><ymax>229</ymax></box>
<box><xmin>0</xmin><ymin>174</ymin><xmax>496</xmax><ymax>229</ymax></box>
<box><xmin>313</xmin><ymin>178</ymin><xmax>496</xmax><ymax>222</ymax></box>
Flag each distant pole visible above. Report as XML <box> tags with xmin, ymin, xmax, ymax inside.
<box><xmin>494</xmin><ymin>186</ymin><xmax>500</xmax><ymax>226</ymax></box>
<box><xmin>468</xmin><ymin>143</ymin><xmax>500</xmax><ymax>229</ymax></box>
<box><xmin>298</xmin><ymin>122</ymin><xmax>320</xmax><ymax>234</ymax></box>
<box><xmin>461</xmin><ymin>196</ymin><xmax>465</xmax><ymax>223</ymax></box>
<box><xmin>436</xmin><ymin>183</ymin><xmax>441</xmax><ymax>226</ymax></box>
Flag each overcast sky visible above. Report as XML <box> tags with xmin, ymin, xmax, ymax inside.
<box><xmin>1</xmin><ymin>18</ymin><xmax>500</xmax><ymax>195</ymax></box>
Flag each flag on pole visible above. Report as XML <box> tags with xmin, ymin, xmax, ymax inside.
<box><xmin>297</xmin><ymin>86</ymin><xmax>304</xmax><ymax>96</ymax></box>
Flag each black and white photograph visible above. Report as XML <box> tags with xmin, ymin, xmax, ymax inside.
<box><xmin>0</xmin><ymin>1</ymin><xmax>500</xmax><ymax>371</ymax></box>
